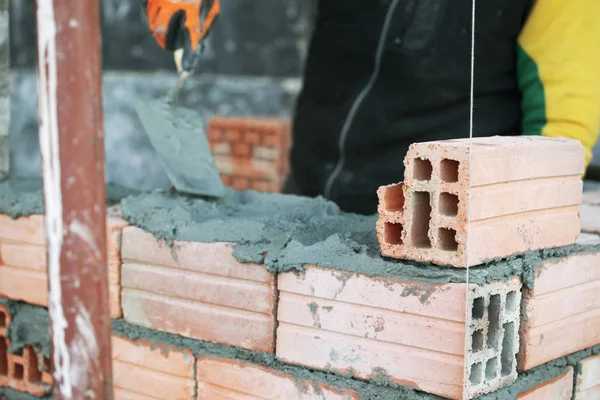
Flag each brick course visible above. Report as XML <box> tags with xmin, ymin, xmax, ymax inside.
<box><xmin>276</xmin><ymin>264</ymin><xmax>521</xmax><ymax>400</ymax></box>
<box><xmin>377</xmin><ymin>136</ymin><xmax>585</xmax><ymax>268</ymax></box>
<box><xmin>0</xmin><ymin>338</ymin><xmax>52</xmax><ymax>397</ymax></box>
<box><xmin>516</xmin><ymin>367</ymin><xmax>574</xmax><ymax>399</ymax></box>
<box><xmin>519</xmin><ymin>251</ymin><xmax>600</xmax><ymax>370</ymax></box>
<box><xmin>0</xmin><ymin>213</ymin><xmax>128</xmax><ymax>318</ymax></box>
<box><xmin>120</xmin><ymin>227</ymin><xmax>277</xmax><ymax>353</ymax></box>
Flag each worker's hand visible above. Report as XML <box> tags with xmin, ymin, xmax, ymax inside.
<box><xmin>143</xmin><ymin>0</ymin><xmax>220</xmax><ymax>73</ymax></box>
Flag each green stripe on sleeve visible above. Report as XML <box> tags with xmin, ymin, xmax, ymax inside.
<box><xmin>517</xmin><ymin>44</ymin><xmax>547</xmax><ymax>136</ymax></box>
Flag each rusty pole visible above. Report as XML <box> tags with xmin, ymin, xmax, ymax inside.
<box><xmin>35</xmin><ymin>0</ymin><xmax>114</xmax><ymax>399</ymax></box>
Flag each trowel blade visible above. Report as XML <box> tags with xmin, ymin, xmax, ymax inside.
<box><xmin>133</xmin><ymin>99</ymin><xmax>226</xmax><ymax>198</ymax></box>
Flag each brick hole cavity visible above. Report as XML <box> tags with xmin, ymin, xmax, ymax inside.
<box><xmin>486</xmin><ymin>357</ymin><xmax>498</xmax><ymax>380</ymax></box>
<box><xmin>384</xmin><ymin>185</ymin><xmax>405</xmax><ymax>212</ymax></box>
<box><xmin>487</xmin><ymin>294</ymin><xmax>501</xmax><ymax>349</ymax></box>
<box><xmin>384</xmin><ymin>223</ymin><xmax>403</xmax><ymax>245</ymax></box>
<box><xmin>438</xmin><ymin>228</ymin><xmax>458</xmax><ymax>251</ymax></box>
<box><xmin>472</xmin><ymin>329</ymin><xmax>484</xmax><ymax>352</ymax></box>
<box><xmin>439</xmin><ymin>193</ymin><xmax>459</xmax><ymax>216</ymax></box>
<box><xmin>411</xmin><ymin>191</ymin><xmax>432</xmax><ymax>248</ymax></box>
<box><xmin>413</xmin><ymin>158</ymin><xmax>433</xmax><ymax>181</ymax></box>
<box><xmin>505</xmin><ymin>291</ymin><xmax>518</xmax><ymax>313</ymax></box>
<box><xmin>501</xmin><ymin>322</ymin><xmax>515</xmax><ymax>376</ymax></box>
<box><xmin>472</xmin><ymin>297</ymin><xmax>485</xmax><ymax>319</ymax></box>
<box><xmin>469</xmin><ymin>362</ymin><xmax>483</xmax><ymax>386</ymax></box>
<box><xmin>0</xmin><ymin>337</ymin><xmax>7</xmax><ymax>376</ymax></box>
<box><xmin>26</xmin><ymin>351</ymin><xmax>41</xmax><ymax>382</ymax></box>
<box><xmin>441</xmin><ymin>159</ymin><xmax>459</xmax><ymax>183</ymax></box>
<box><xmin>13</xmin><ymin>362</ymin><xmax>24</xmax><ymax>380</ymax></box>
<box><xmin>0</xmin><ymin>310</ymin><xmax>5</xmax><ymax>329</ymax></box>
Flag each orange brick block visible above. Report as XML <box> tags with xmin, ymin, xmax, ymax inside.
<box><xmin>196</xmin><ymin>356</ymin><xmax>359</xmax><ymax>400</ymax></box>
<box><xmin>0</xmin><ymin>303</ymin><xmax>9</xmax><ymax>337</ymax></box>
<box><xmin>0</xmin><ymin>214</ymin><xmax>128</xmax><ymax>318</ymax></box>
<box><xmin>519</xmin><ymin>251</ymin><xmax>600</xmax><ymax>370</ymax></box>
<box><xmin>120</xmin><ymin>227</ymin><xmax>277</xmax><ymax>353</ymax></box>
<box><xmin>276</xmin><ymin>265</ymin><xmax>522</xmax><ymax>399</ymax></box>
<box><xmin>377</xmin><ymin>136</ymin><xmax>585</xmax><ymax>268</ymax></box>
<box><xmin>0</xmin><ymin>338</ymin><xmax>51</xmax><ymax>397</ymax></box>
<box><xmin>112</xmin><ymin>335</ymin><xmax>195</xmax><ymax>400</ymax></box>
<box><xmin>575</xmin><ymin>354</ymin><xmax>600</xmax><ymax>399</ymax></box>
<box><xmin>516</xmin><ymin>367</ymin><xmax>574</xmax><ymax>399</ymax></box>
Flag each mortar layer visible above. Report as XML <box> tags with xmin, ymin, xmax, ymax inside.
<box><xmin>0</xmin><ymin>387</ymin><xmax>51</xmax><ymax>400</ymax></box>
<box><xmin>2</xmin><ymin>300</ymin><xmax>50</xmax><ymax>358</ymax></box>
<box><xmin>0</xmin><ymin>177</ymin><xmax>139</xmax><ymax>219</ymax></box>
<box><xmin>120</xmin><ymin>190</ymin><xmax>600</xmax><ymax>289</ymax></box>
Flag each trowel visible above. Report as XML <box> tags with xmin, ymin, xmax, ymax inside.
<box><xmin>134</xmin><ymin>49</ymin><xmax>225</xmax><ymax>198</ymax></box>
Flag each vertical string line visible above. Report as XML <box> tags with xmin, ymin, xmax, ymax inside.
<box><xmin>464</xmin><ymin>0</ymin><xmax>476</xmax><ymax>397</ymax></box>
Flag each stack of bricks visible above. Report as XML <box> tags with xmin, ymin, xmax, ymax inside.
<box><xmin>1</xmin><ymin>135</ymin><xmax>600</xmax><ymax>400</ymax></box>
<box><xmin>207</xmin><ymin>116</ymin><xmax>292</xmax><ymax>193</ymax></box>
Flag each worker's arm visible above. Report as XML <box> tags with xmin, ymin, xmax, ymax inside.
<box><xmin>143</xmin><ymin>0</ymin><xmax>221</xmax><ymax>73</ymax></box>
<box><xmin>517</xmin><ymin>0</ymin><xmax>600</xmax><ymax>167</ymax></box>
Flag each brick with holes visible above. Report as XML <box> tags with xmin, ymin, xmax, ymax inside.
<box><xmin>377</xmin><ymin>136</ymin><xmax>584</xmax><ymax>268</ymax></box>
<box><xmin>574</xmin><ymin>354</ymin><xmax>600</xmax><ymax>399</ymax></box>
<box><xmin>120</xmin><ymin>226</ymin><xmax>277</xmax><ymax>353</ymax></box>
<box><xmin>276</xmin><ymin>265</ymin><xmax>522</xmax><ymax>400</ymax></box>
<box><xmin>518</xmin><ymin>250</ymin><xmax>600</xmax><ymax>371</ymax></box>
<box><xmin>0</xmin><ymin>339</ymin><xmax>52</xmax><ymax>396</ymax></box>
<box><xmin>0</xmin><ymin>210</ymin><xmax>128</xmax><ymax>317</ymax></box>
<box><xmin>0</xmin><ymin>303</ymin><xmax>9</xmax><ymax>337</ymax></box>
<box><xmin>112</xmin><ymin>335</ymin><xmax>195</xmax><ymax>400</ymax></box>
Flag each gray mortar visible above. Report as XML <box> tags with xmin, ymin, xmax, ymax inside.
<box><xmin>0</xmin><ymin>387</ymin><xmax>51</xmax><ymax>400</ymax></box>
<box><xmin>2</xmin><ymin>300</ymin><xmax>50</xmax><ymax>358</ymax></box>
<box><xmin>120</xmin><ymin>190</ymin><xmax>600</xmax><ymax>296</ymax></box>
<box><xmin>0</xmin><ymin>177</ymin><xmax>139</xmax><ymax>219</ymax></box>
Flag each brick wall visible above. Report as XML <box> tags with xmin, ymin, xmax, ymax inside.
<box><xmin>1</xmin><ymin>135</ymin><xmax>599</xmax><ymax>399</ymax></box>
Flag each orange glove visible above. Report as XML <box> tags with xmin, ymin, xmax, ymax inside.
<box><xmin>143</xmin><ymin>0</ymin><xmax>220</xmax><ymax>72</ymax></box>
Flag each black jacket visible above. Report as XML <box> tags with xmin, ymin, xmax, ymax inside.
<box><xmin>290</xmin><ymin>0</ymin><xmax>534</xmax><ymax>215</ymax></box>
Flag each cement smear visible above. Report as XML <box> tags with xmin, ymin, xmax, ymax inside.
<box><xmin>0</xmin><ymin>177</ymin><xmax>140</xmax><ymax>219</ymax></box>
<box><xmin>0</xmin><ymin>387</ymin><xmax>51</xmax><ymax>400</ymax></box>
<box><xmin>112</xmin><ymin>319</ymin><xmax>439</xmax><ymax>400</ymax></box>
<box><xmin>121</xmin><ymin>190</ymin><xmax>600</xmax><ymax>291</ymax></box>
<box><xmin>3</xmin><ymin>300</ymin><xmax>50</xmax><ymax>358</ymax></box>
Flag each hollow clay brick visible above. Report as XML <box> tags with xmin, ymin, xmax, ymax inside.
<box><xmin>112</xmin><ymin>335</ymin><xmax>195</xmax><ymax>400</ymax></box>
<box><xmin>196</xmin><ymin>356</ymin><xmax>359</xmax><ymax>400</ymax></box>
<box><xmin>519</xmin><ymin>251</ymin><xmax>600</xmax><ymax>371</ymax></box>
<box><xmin>516</xmin><ymin>367</ymin><xmax>574</xmax><ymax>399</ymax></box>
<box><xmin>0</xmin><ymin>214</ymin><xmax>127</xmax><ymax>318</ymax></box>
<box><xmin>377</xmin><ymin>136</ymin><xmax>585</xmax><ymax>268</ymax></box>
<box><xmin>120</xmin><ymin>227</ymin><xmax>277</xmax><ymax>353</ymax></box>
<box><xmin>276</xmin><ymin>265</ymin><xmax>522</xmax><ymax>400</ymax></box>
<box><xmin>0</xmin><ymin>340</ymin><xmax>51</xmax><ymax>397</ymax></box>
<box><xmin>574</xmin><ymin>354</ymin><xmax>600</xmax><ymax>399</ymax></box>
<box><xmin>0</xmin><ymin>302</ymin><xmax>9</xmax><ymax>337</ymax></box>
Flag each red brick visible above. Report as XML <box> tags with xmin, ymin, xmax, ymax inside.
<box><xmin>120</xmin><ymin>227</ymin><xmax>276</xmax><ymax>353</ymax></box>
<box><xmin>231</xmin><ymin>177</ymin><xmax>249</xmax><ymax>191</ymax></box>
<box><xmin>112</xmin><ymin>335</ymin><xmax>195</xmax><ymax>400</ymax></box>
<box><xmin>276</xmin><ymin>265</ymin><xmax>522</xmax><ymax>399</ymax></box>
<box><xmin>0</xmin><ymin>303</ymin><xmax>9</xmax><ymax>337</ymax></box>
<box><xmin>196</xmin><ymin>356</ymin><xmax>359</xmax><ymax>400</ymax></box>
<box><xmin>233</xmin><ymin>142</ymin><xmax>251</xmax><ymax>158</ymax></box>
<box><xmin>0</xmin><ymin>340</ymin><xmax>51</xmax><ymax>396</ymax></box>
<box><xmin>516</xmin><ymin>367</ymin><xmax>574</xmax><ymax>399</ymax></box>
<box><xmin>519</xmin><ymin>251</ymin><xmax>600</xmax><ymax>370</ymax></box>
<box><xmin>575</xmin><ymin>354</ymin><xmax>600</xmax><ymax>399</ymax></box>
<box><xmin>0</xmin><ymin>214</ymin><xmax>127</xmax><ymax>318</ymax></box>
<box><xmin>377</xmin><ymin>136</ymin><xmax>585</xmax><ymax>268</ymax></box>
<box><xmin>214</xmin><ymin>156</ymin><xmax>280</xmax><ymax>182</ymax></box>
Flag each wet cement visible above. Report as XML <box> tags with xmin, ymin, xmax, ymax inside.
<box><xmin>0</xmin><ymin>387</ymin><xmax>51</xmax><ymax>400</ymax></box>
<box><xmin>0</xmin><ymin>299</ymin><xmax>50</xmax><ymax>358</ymax></box>
<box><xmin>0</xmin><ymin>177</ymin><xmax>140</xmax><ymax>219</ymax></box>
<box><xmin>120</xmin><ymin>190</ymin><xmax>600</xmax><ymax>292</ymax></box>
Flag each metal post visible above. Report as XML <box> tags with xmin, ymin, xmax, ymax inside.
<box><xmin>0</xmin><ymin>0</ymin><xmax>9</xmax><ymax>181</ymax></box>
<box><xmin>35</xmin><ymin>1</ymin><xmax>113</xmax><ymax>399</ymax></box>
